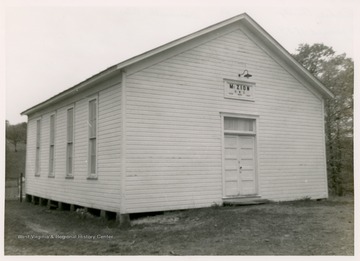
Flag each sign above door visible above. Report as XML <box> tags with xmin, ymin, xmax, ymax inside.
<box><xmin>224</xmin><ymin>79</ymin><xmax>255</xmax><ymax>101</ymax></box>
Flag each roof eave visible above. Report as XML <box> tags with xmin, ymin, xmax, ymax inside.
<box><xmin>241</xmin><ymin>16</ymin><xmax>334</xmax><ymax>99</ymax></box>
<box><xmin>21</xmin><ymin>13</ymin><xmax>249</xmax><ymax>117</ymax></box>
<box><xmin>116</xmin><ymin>13</ymin><xmax>248</xmax><ymax>70</ymax></box>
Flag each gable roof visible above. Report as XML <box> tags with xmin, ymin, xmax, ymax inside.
<box><xmin>21</xmin><ymin>13</ymin><xmax>333</xmax><ymax>116</ymax></box>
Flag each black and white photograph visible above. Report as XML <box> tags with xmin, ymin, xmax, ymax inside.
<box><xmin>1</xmin><ymin>0</ymin><xmax>357</xmax><ymax>258</ymax></box>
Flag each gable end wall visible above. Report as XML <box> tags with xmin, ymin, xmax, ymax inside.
<box><xmin>124</xmin><ymin>26</ymin><xmax>327</xmax><ymax>213</ymax></box>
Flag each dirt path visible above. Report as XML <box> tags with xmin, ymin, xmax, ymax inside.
<box><xmin>4</xmin><ymin>196</ymin><xmax>354</xmax><ymax>255</ymax></box>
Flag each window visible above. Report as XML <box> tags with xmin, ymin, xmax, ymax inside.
<box><xmin>224</xmin><ymin>79</ymin><xmax>255</xmax><ymax>101</ymax></box>
<box><xmin>224</xmin><ymin>117</ymin><xmax>255</xmax><ymax>133</ymax></box>
<box><xmin>49</xmin><ymin>114</ymin><xmax>55</xmax><ymax>176</ymax></box>
<box><xmin>66</xmin><ymin>108</ymin><xmax>74</xmax><ymax>176</ymax></box>
<box><xmin>88</xmin><ymin>99</ymin><xmax>97</xmax><ymax>176</ymax></box>
<box><xmin>35</xmin><ymin>119</ymin><xmax>41</xmax><ymax>175</ymax></box>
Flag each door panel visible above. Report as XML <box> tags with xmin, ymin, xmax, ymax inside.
<box><xmin>239</xmin><ymin>136</ymin><xmax>256</xmax><ymax>195</ymax></box>
<box><xmin>224</xmin><ymin>134</ymin><xmax>256</xmax><ymax>197</ymax></box>
<box><xmin>224</xmin><ymin>135</ymin><xmax>239</xmax><ymax>197</ymax></box>
<box><xmin>225</xmin><ymin>181</ymin><xmax>239</xmax><ymax>196</ymax></box>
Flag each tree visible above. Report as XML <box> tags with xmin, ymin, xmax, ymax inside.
<box><xmin>293</xmin><ymin>43</ymin><xmax>354</xmax><ymax>195</ymax></box>
<box><xmin>6</xmin><ymin>121</ymin><xmax>27</xmax><ymax>152</ymax></box>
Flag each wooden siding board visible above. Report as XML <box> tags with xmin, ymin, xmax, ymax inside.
<box><xmin>125</xmin><ymin>198</ymin><xmax>220</xmax><ymax>212</ymax></box>
<box><xmin>126</xmin><ymin>180</ymin><xmax>221</xmax><ymax>187</ymax></box>
<box><xmin>126</xmin><ymin>124</ymin><xmax>221</xmax><ymax>132</ymax></box>
<box><xmin>126</xmin><ymin>167</ymin><xmax>221</xmax><ymax>173</ymax></box>
<box><xmin>126</xmin><ymin>83</ymin><xmax>321</xmax><ymax>109</ymax></box>
<box><xmin>126</xmin><ymin>109</ymin><xmax>220</xmax><ymax>120</ymax></box>
<box><xmin>126</xmin><ymin>152</ymin><xmax>220</xmax><ymax>157</ymax></box>
<box><xmin>125</xmin><ymin>128</ymin><xmax>220</xmax><ymax>136</ymax></box>
<box><xmin>126</xmin><ymin>171</ymin><xmax>220</xmax><ymax>176</ymax></box>
<box><xmin>126</xmin><ymin>191</ymin><xmax>222</xmax><ymax>199</ymax></box>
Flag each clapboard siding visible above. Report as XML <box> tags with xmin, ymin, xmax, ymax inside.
<box><xmin>25</xmin><ymin>84</ymin><xmax>122</xmax><ymax>212</ymax></box>
<box><xmin>124</xmin><ymin>27</ymin><xmax>326</xmax><ymax>213</ymax></box>
<box><xmin>24</xmin><ymin>119</ymin><xmax>36</xmax><ymax>194</ymax></box>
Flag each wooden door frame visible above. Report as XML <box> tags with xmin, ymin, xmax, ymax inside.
<box><xmin>220</xmin><ymin>112</ymin><xmax>260</xmax><ymax>198</ymax></box>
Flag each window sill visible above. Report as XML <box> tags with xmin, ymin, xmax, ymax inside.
<box><xmin>35</xmin><ymin>174</ymin><xmax>40</xmax><ymax>177</ymax></box>
<box><xmin>48</xmin><ymin>175</ymin><xmax>55</xmax><ymax>178</ymax></box>
<box><xmin>224</xmin><ymin>130</ymin><xmax>256</xmax><ymax>135</ymax></box>
<box><xmin>65</xmin><ymin>176</ymin><xmax>74</xmax><ymax>180</ymax></box>
<box><xmin>87</xmin><ymin>176</ymin><xmax>98</xmax><ymax>180</ymax></box>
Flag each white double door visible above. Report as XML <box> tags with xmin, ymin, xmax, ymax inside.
<box><xmin>224</xmin><ymin>134</ymin><xmax>256</xmax><ymax>197</ymax></box>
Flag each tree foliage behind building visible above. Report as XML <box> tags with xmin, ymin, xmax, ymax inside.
<box><xmin>293</xmin><ymin>43</ymin><xmax>354</xmax><ymax>195</ymax></box>
<box><xmin>6</xmin><ymin>120</ymin><xmax>27</xmax><ymax>152</ymax></box>
<box><xmin>6</xmin><ymin>121</ymin><xmax>27</xmax><ymax>180</ymax></box>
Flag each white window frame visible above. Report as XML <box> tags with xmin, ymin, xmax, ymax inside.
<box><xmin>220</xmin><ymin>112</ymin><xmax>260</xmax><ymax>198</ymax></box>
<box><xmin>88</xmin><ymin>96</ymin><xmax>98</xmax><ymax>179</ymax></box>
<box><xmin>223</xmin><ymin>116</ymin><xmax>257</xmax><ymax>135</ymax></box>
<box><xmin>48</xmin><ymin>113</ymin><xmax>56</xmax><ymax>177</ymax></box>
<box><xmin>66</xmin><ymin>106</ymin><xmax>75</xmax><ymax>178</ymax></box>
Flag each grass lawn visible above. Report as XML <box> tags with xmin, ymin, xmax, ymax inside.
<box><xmin>4</xmin><ymin>196</ymin><xmax>354</xmax><ymax>255</ymax></box>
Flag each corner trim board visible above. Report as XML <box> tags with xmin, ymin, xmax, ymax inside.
<box><xmin>120</xmin><ymin>71</ymin><xmax>127</xmax><ymax>213</ymax></box>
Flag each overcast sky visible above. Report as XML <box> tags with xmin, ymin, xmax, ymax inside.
<box><xmin>2</xmin><ymin>0</ymin><xmax>358</xmax><ymax>124</ymax></box>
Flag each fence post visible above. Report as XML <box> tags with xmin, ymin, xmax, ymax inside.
<box><xmin>19</xmin><ymin>172</ymin><xmax>23</xmax><ymax>202</ymax></box>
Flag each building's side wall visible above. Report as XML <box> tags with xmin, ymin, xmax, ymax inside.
<box><xmin>25</xmin><ymin>83</ymin><xmax>122</xmax><ymax>212</ymax></box>
<box><xmin>124</xmin><ymin>26</ymin><xmax>327</xmax><ymax>213</ymax></box>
